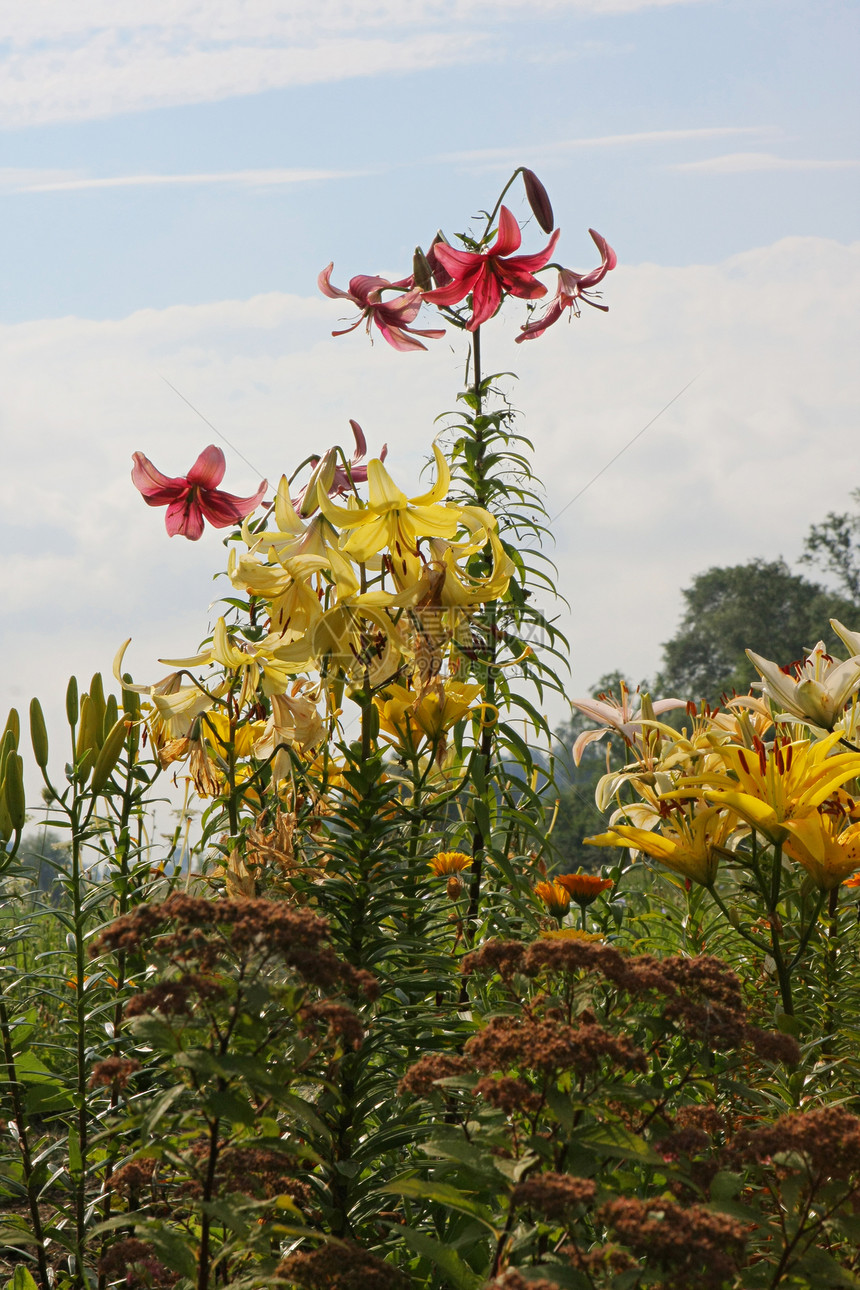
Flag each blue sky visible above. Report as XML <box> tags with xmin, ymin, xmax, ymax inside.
<box><xmin>1</xmin><ymin>0</ymin><xmax>858</xmax><ymax>744</ymax></box>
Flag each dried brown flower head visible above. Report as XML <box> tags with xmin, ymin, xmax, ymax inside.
<box><xmin>398</xmin><ymin>1053</ymin><xmax>472</xmax><ymax>1098</ymax></box>
<box><xmin>743</xmin><ymin>1105</ymin><xmax>860</xmax><ymax>1180</ymax></box>
<box><xmin>598</xmin><ymin>1197</ymin><xmax>747</xmax><ymax>1290</ymax></box>
<box><xmin>99</xmin><ymin>1238</ymin><xmax>178</xmax><ymax>1289</ymax></box>
<box><xmin>277</xmin><ymin>1240</ymin><xmax>408</xmax><ymax>1289</ymax></box>
<box><xmin>511</xmin><ymin>1172</ymin><xmax>596</xmax><ymax>1220</ymax></box>
<box><xmin>89</xmin><ymin>1056</ymin><xmax>140</xmax><ymax>1089</ymax></box>
<box><xmin>466</xmin><ymin>1015</ymin><xmax>646</xmax><ymax>1078</ymax></box>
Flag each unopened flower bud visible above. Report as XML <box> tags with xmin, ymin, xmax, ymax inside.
<box><xmin>1</xmin><ymin>751</ymin><xmax>25</xmax><ymax>833</ymax></box>
<box><xmin>412</xmin><ymin>247</ymin><xmax>433</xmax><ymax>292</ymax></box>
<box><xmin>446</xmin><ymin>875</ymin><xmax>463</xmax><ymax>901</ymax></box>
<box><xmin>29</xmin><ymin>698</ymin><xmax>50</xmax><ymax>769</ymax></box>
<box><xmin>522</xmin><ymin>169</ymin><xmax>555</xmax><ymax>234</ymax></box>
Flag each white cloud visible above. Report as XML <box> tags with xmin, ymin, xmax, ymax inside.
<box><xmin>439</xmin><ymin>125</ymin><xmax>775</xmax><ymax>166</ymax></box>
<box><xmin>0</xmin><ymin>0</ymin><xmax>707</xmax><ymax>127</ymax></box>
<box><xmin>2</xmin><ymin>167</ymin><xmax>375</xmax><ymax>194</ymax></box>
<box><xmin>1</xmin><ymin>235</ymin><xmax>857</xmax><ymax>758</ymax></box>
<box><xmin>671</xmin><ymin>151</ymin><xmax>860</xmax><ymax>174</ymax></box>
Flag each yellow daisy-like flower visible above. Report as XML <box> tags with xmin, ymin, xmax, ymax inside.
<box><xmin>428</xmin><ymin>850</ymin><xmax>472</xmax><ymax>877</ymax></box>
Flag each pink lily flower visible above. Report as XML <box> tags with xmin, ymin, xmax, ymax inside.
<box><xmin>291</xmin><ymin>419</ymin><xmax>388</xmax><ymax>515</ymax></box>
<box><xmin>516</xmin><ymin>228</ymin><xmax>617</xmax><ymax>343</ymax></box>
<box><xmin>423</xmin><ymin>206</ymin><xmax>560</xmax><ymax>331</ymax></box>
<box><xmin>131</xmin><ymin>445</ymin><xmax>267</xmax><ymax>541</ymax></box>
<box><xmin>318</xmin><ymin>266</ymin><xmax>446</xmax><ymax>353</ymax></box>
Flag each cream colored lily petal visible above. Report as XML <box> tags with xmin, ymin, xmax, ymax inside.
<box><xmin>113</xmin><ymin>638</ymin><xmax>153</xmax><ymax>694</ymax></box>
<box><xmin>367</xmin><ymin>458</ymin><xmax>409</xmax><ymax>511</ymax></box>
<box><xmin>158</xmin><ymin>650</ymin><xmax>213</xmax><ymax>668</ymax></box>
<box><xmin>274</xmin><ymin>475</ymin><xmax>306</xmax><ymax>535</ymax></box>
<box><xmin>340</xmin><ymin>514</ymin><xmax>391</xmax><ymax>562</ymax></box>
<box><xmin>832</xmin><ymin>619</ymin><xmax>860</xmax><ymax>656</ymax></box>
<box><xmin>411</xmin><ymin>442</ymin><xmax>451</xmax><ymax>507</ymax></box>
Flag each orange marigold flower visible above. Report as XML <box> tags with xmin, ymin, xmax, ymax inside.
<box><xmin>428</xmin><ymin>850</ymin><xmax>472</xmax><ymax>876</ymax></box>
<box><xmin>556</xmin><ymin>872</ymin><xmax>614</xmax><ymax>904</ymax></box>
<box><xmin>535</xmin><ymin>880</ymin><xmax>571</xmax><ymax>917</ymax></box>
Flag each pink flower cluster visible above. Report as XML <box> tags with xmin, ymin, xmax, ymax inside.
<box><xmin>319</xmin><ymin>173</ymin><xmax>615</xmax><ymax>350</ymax></box>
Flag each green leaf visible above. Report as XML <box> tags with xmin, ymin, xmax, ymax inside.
<box><xmin>67</xmin><ymin>1125</ymin><xmax>82</xmax><ymax>1176</ymax></box>
<box><xmin>710</xmin><ymin>1170</ymin><xmax>743</xmax><ymax>1201</ymax></box>
<box><xmin>145</xmin><ymin>1226</ymin><xmax>198</xmax><ymax>1279</ymax></box>
<box><xmin>577</xmin><ymin>1122</ymin><xmax>663</xmax><ymax>1165</ymax></box>
<box><xmin>395</xmin><ymin>1226</ymin><xmax>483</xmax><ymax>1289</ymax></box>
<box><xmin>204</xmin><ymin>1089</ymin><xmax>257</xmax><ymax>1126</ymax></box>
<box><xmin>381</xmin><ymin>1176</ymin><xmax>499</xmax><ymax>1233</ymax></box>
<box><xmin>6</xmin><ymin>1267</ymin><xmax>40</xmax><ymax>1290</ymax></box>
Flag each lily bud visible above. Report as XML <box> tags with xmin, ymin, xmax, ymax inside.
<box><xmin>76</xmin><ymin>695</ymin><xmax>99</xmax><ymax>764</ymax></box>
<box><xmin>522</xmin><ymin>169</ymin><xmax>555</xmax><ymax>234</ymax></box>
<box><xmin>66</xmin><ymin>676</ymin><xmax>79</xmax><ymax>728</ymax></box>
<box><xmin>91</xmin><ymin>717</ymin><xmax>129</xmax><ymax>795</ymax></box>
<box><xmin>103</xmin><ymin>693</ymin><xmax>119</xmax><ymax>742</ymax></box>
<box><xmin>412</xmin><ymin>246</ymin><xmax>433</xmax><ymax>292</ymax></box>
<box><xmin>29</xmin><ymin>698</ymin><xmax>49</xmax><ymax>769</ymax></box>
<box><xmin>88</xmin><ymin>672</ymin><xmax>107</xmax><ymax>735</ymax></box>
<box><xmin>303</xmin><ymin>449</ymin><xmax>337</xmax><ymax>518</ymax></box>
<box><xmin>427</xmin><ymin>233</ymin><xmax>454</xmax><ymax>287</ymax></box>
<box><xmin>1</xmin><ymin>752</ymin><xmax>25</xmax><ymax>833</ymax></box>
<box><xmin>2</xmin><ymin>708</ymin><xmax>19</xmax><ymax>749</ymax></box>
<box><xmin>0</xmin><ymin>793</ymin><xmax>12</xmax><ymax>843</ymax></box>
<box><xmin>122</xmin><ymin>676</ymin><xmax>141</xmax><ymax>721</ymax></box>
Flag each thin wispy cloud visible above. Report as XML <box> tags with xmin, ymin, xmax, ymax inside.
<box><xmin>670</xmin><ymin>151</ymin><xmax>860</xmax><ymax>174</ymax></box>
<box><xmin>0</xmin><ymin>0</ymin><xmax>706</xmax><ymax>128</ymax></box>
<box><xmin>439</xmin><ymin>126</ymin><xmax>776</xmax><ymax>167</ymax></box>
<box><xmin>1</xmin><ymin>167</ymin><xmax>374</xmax><ymax>195</ymax></box>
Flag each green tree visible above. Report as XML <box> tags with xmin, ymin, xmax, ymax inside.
<box><xmin>800</xmin><ymin>488</ymin><xmax>860</xmax><ymax>601</ymax></box>
<box><xmin>657</xmin><ymin>558</ymin><xmax>859</xmax><ymax>705</ymax></box>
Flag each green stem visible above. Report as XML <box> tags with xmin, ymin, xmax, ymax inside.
<box><xmin>464</xmin><ymin>325</ymin><xmax>497</xmax><ymax>940</ymax></box>
<box><xmin>70</xmin><ymin>797</ymin><xmax>89</xmax><ymax>1285</ymax></box>
<box><xmin>0</xmin><ymin>996</ymin><xmax>51</xmax><ymax>1289</ymax></box>
<box><xmin>197</xmin><ymin>1113</ymin><xmax>222</xmax><ymax>1290</ymax></box>
<box><xmin>766</xmin><ymin>845</ymin><xmax>794</xmax><ymax>1016</ymax></box>
<box><xmin>482</xmin><ymin>169</ymin><xmax>525</xmax><ymax>241</ymax></box>
<box><xmin>823</xmin><ymin>885</ymin><xmax>840</xmax><ymax>1047</ymax></box>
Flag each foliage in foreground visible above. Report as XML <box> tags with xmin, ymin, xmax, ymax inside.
<box><xmin>3</xmin><ymin>173</ymin><xmax>860</xmax><ymax>1290</ymax></box>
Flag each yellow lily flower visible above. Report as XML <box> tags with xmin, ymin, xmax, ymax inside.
<box><xmin>586</xmin><ymin>803</ymin><xmax>735</xmax><ymax>887</ymax></box>
<box><xmin>199</xmin><ymin>710</ymin><xmax>265</xmax><ymax>760</ymax></box>
<box><xmin>696</xmin><ymin>732</ymin><xmax>860</xmax><ymax>846</ymax></box>
<box><xmin>781</xmin><ymin>811</ymin><xmax>860</xmax><ymax>890</ymax></box>
<box><xmin>317</xmin><ymin>443</ymin><xmax>462</xmax><ymax>582</ymax></box>
<box><xmin>375</xmin><ymin>679</ymin><xmax>483</xmax><ymax>750</ymax></box>
<box><xmin>395</xmin><ymin>527</ymin><xmax>515</xmax><ymax>606</ymax></box>
<box><xmin>162</xmin><ymin>619</ymin><xmax>315</xmax><ymax>702</ymax></box>
<box><xmin>253</xmin><ymin>687</ymin><xmax>326</xmax><ymax>780</ymax></box>
<box><xmin>149</xmin><ymin>676</ymin><xmax>215</xmax><ymax>741</ymax></box>
<box><xmin>228</xmin><ymin>550</ymin><xmax>328</xmax><ymax>637</ymax></box>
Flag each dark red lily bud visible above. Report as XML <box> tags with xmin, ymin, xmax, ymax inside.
<box><xmin>412</xmin><ymin>246</ymin><xmax>433</xmax><ymax>292</ymax></box>
<box><xmin>522</xmin><ymin>169</ymin><xmax>555</xmax><ymax>234</ymax></box>
<box><xmin>426</xmin><ymin>232</ymin><xmax>453</xmax><ymax>287</ymax></box>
